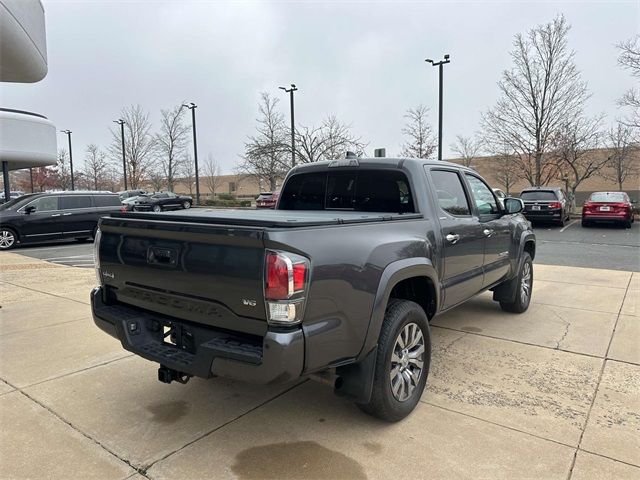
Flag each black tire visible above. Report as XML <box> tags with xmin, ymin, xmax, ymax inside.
<box><xmin>624</xmin><ymin>220</ymin><xmax>632</xmax><ymax>229</ymax></box>
<box><xmin>152</xmin><ymin>205</ymin><xmax>162</xmax><ymax>213</ymax></box>
<box><xmin>581</xmin><ymin>219</ymin><xmax>590</xmax><ymax>228</ymax></box>
<box><xmin>499</xmin><ymin>252</ymin><xmax>533</xmax><ymax>313</ymax></box>
<box><xmin>182</xmin><ymin>201</ymin><xmax>191</xmax><ymax>209</ymax></box>
<box><xmin>0</xmin><ymin>227</ymin><xmax>18</xmax><ymax>250</ymax></box>
<box><xmin>558</xmin><ymin>215</ymin><xmax>565</xmax><ymax>227</ymax></box>
<box><xmin>357</xmin><ymin>299</ymin><xmax>431</xmax><ymax>422</ymax></box>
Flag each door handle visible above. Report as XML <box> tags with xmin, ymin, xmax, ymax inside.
<box><xmin>62</xmin><ymin>213</ymin><xmax>72</xmax><ymax>216</ymax></box>
<box><xmin>50</xmin><ymin>214</ymin><xmax>61</xmax><ymax>217</ymax></box>
<box><xmin>445</xmin><ymin>233</ymin><xmax>460</xmax><ymax>244</ymax></box>
<box><xmin>483</xmin><ymin>229</ymin><xmax>494</xmax><ymax>237</ymax></box>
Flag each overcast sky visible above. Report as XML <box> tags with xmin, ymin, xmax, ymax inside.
<box><xmin>3</xmin><ymin>0</ymin><xmax>638</xmax><ymax>174</ymax></box>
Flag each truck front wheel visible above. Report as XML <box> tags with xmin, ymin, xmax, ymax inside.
<box><xmin>499</xmin><ymin>252</ymin><xmax>533</xmax><ymax>313</ymax></box>
<box><xmin>357</xmin><ymin>299</ymin><xmax>431</xmax><ymax>422</ymax></box>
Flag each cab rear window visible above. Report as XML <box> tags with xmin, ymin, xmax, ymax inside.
<box><xmin>278</xmin><ymin>170</ymin><xmax>415</xmax><ymax>213</ymax></box>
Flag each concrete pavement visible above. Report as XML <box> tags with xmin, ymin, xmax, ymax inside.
<box><xmin>0</xmin><ymin>252</ymin><xmax>638</xmax><ymax>479</ymax></box>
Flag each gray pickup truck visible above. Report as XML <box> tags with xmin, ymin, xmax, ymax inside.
<box><xmin>91</xmin><ymin>157</ymin><xmax>535</xmax><ymax>421</ymax></box>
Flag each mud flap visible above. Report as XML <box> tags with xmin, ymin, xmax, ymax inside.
<box><xmin>335</xmin><ymin>346</ymin><xmax>377</xmax><ymax>404</ymax></box>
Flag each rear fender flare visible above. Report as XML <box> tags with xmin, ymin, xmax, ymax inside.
<box><xmin>357</xmin><ymin>258</ymin><xmax>439</xmax><ymax>362</ymax></box>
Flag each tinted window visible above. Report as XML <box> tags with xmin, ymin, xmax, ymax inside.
<box><xmin>520</xmin><ymin>191</ymin><xmax>558</xmax><ymax>201</ymax></box>
<box><xmin>61</xmin><ymin>196</ymin><xmax>92</xmax><ymax>209</ymax></box>
<box><xmin>589</xmin><ymin>192</ymin><xmax>626</xmax><ymax>203</ymax></box>
<box><xmin>153</xmin><ymin>193</ymin><xmax>168</xmax><ymax>199</ymax></box>
<box><xmin>279</xmin><ymin>170</ymin><xmax>414</xmax><ymax>213</ymax></box>
<box><xmin>94</xmin><ymin>195</ymin><xmax>121</xmax><ymax>207</ymax></box>
<box><xmin>466</xmin><ymin>174</ymin><xmax>499</xmax><ymax>215</ymax></box>
<box><xmin>430</xmin><ymin>170</ymin><xmax>471</xmax><ymax>216</ymax></box>
<box><xmin>27</xmin><ymin>196</ymin><xmax>59</xmax><ymax>212</ymax></box>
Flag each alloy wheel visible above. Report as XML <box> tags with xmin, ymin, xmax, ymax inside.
<box><xmin>0</xmin><ymin>230</ymin><xmax>16</xmax><ymax>249</ymax></box>
<box><xmin>520</xmin><ymin>262</ymin><xmax>531</xmax><ymax>304</ymax></box>
<box><xmin>389</xmin><ymin>322</ymin><xmax>425</xmax><ymax>402</ymax></box>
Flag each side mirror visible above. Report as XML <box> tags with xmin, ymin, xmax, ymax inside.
<box><xmin>24</xmin><ymin>205</ymin><xmax>36</xmax><ymax>214</ymax></box>
<box><xmin>504</xmin><ymin>197</ymin><xmax>524</xmax><ymax>214</ymax></box>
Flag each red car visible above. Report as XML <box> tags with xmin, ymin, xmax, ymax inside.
<box><xmin>256</xmin><ymin>190</ymin><xmax>280</xmax><ymax>209</ymax></box>
<box><xmin>582</xmin><ymin>191</ymin><xmax>635</xmax><ymax>228</ymax></box>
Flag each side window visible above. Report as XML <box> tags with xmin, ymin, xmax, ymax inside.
<box><xmin>94</xmin><ymin>195</ymin><xmax>121</xmax><ymax>207</ymax></box>
<box><xmin>465</xmin><ymin>175</ymin><xmax>499</xmax><ymax>215</ymax></box>
<box><xmin>430</xmin><ymin>170</ymin><xmax>471</xmax><ymax>216</ymax></box>
<box><xmin>27</xmin><ymin>196</ymin><xmax>59</xmax><ymax>212</ymax></box>
<box><xmin>61</xmin><ymin>196</ymin><xmax>92</xmax><ymax>210</ymax></box>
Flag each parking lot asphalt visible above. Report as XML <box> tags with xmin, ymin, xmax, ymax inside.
<box><xmin>11</xmin><ymin>220</ymin><xmax>640</xmax><ymax>272</ymax></box>
<box><xmin>533</xmin><ymin>220</ymin><xmax>640</xmax><ymax>272</ymax></box>
<box><xmin>0</xmin><ymin>252</ymin><xmax>638</xmax><ymax>479</ymax></box>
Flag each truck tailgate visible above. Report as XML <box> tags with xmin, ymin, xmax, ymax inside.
<box><xmin>98</xmin><ymin>216</ymin><xmax>268</xmax><ymax>336</ymax></box>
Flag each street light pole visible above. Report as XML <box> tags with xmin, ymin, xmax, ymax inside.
<box><xmin>113</xmin><ymin>119</ymin><xmax>127</xmax><ymax>190</ymax></box>
<box><xmin>60</xmin><ymin>130</ymin><xmax>75</xmax><ymax>190</ymax></box>
<box><xmin>425</xmin><ymin>54</ymin><xmax>450</xmax><ymax>161</ymax></box>
<box><xmin>183</xmin><ymin>103</ymin><xmax>200</xmax><ymax>205</ymax></box>
<box><xmin>279</xmin><ymin>84</ymin><xmax>298</xmax><ymax>168</ymax></box>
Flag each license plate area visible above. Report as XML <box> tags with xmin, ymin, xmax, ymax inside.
<box><xmin>532</xmin><ymin>205</ymin><xmax>541</xmax><ymax>211</ymax></box>
<box><xmin>599</xmin><ymin>206</ymin><xmax>611</xmax><ymax>211</ymax></box>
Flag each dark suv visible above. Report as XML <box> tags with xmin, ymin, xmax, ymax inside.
<box><xmin>520</xmin><ymin>187</ymin><xmax>571</xmax><ymax>226</ymax></box>
<box><xmin>0</xmin><ymin>192</ymin><xmax>121</xmax><ymax>250</ymax></box>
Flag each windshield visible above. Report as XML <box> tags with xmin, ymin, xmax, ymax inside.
<box><xmin>520</xmin><ymin>191</ymin><xmax>557</xmax><ymax>201</ymax></box>
<box><xmin>0</xmin><ymin>194</ymin><xmax>37</xmax><ymax>210</ymax></box>
<box><xmin>589</xmin><ymin>192</ymin><xmax>626</xmax><ymax>203</ymax></box>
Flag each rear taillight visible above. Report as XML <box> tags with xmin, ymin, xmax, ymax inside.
<box><xmin>264</xmin><ymin>250</ymin><xmax>309</xmax><ymax>326</ymax></box>
<box><xmin>93</xmin><ymin>228</ymin><xmax>102</xmax><ymax>285</ymax></box>
<box><xmin>549</xmin><ymin>201</ymin><xmax>562</xmax><ymax>209</ymax></box>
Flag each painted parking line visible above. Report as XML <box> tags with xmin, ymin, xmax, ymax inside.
<box><xmin>43</xmin><ymin>255</ymin><xmax>94</xmax><ymax>261</ymax></box>
<box><xmin>559</xmin><ymin>219</ymin><xmax>578</xmax><ymax>233</ymax></box>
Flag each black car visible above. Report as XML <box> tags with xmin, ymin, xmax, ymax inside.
<box><xmin>0</xmin><ymin>192</ymin><xmax>121</xmax><ymax>250</ymax></box>
<box><xmin>520</xmin><ymin>187</ymin><xmax>571</xmax><ymax>226</ymax></box>
<box><xmin>130</xmin><ymin>192</ymin><xmax>193</xmax><ymax>212</ymax></box>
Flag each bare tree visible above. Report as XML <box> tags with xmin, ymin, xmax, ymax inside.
<box><xmin>203</xmin><ymin>153</ymin><xmax>222</xmax><ymax>196</ymax></box>
<box><xmin>401</xmin><ymin>105</ymin><xmax>437</xmax><ymax>159</ymax></box>
<box><xmin>109</xmin><ymin>105</ymin><xmax>156</xmax><ymax>189</ymax></box>
<box><xmin>82</xmin><ymin>144</ymin><xmax>109</xmax><ymax>190</ymax></box>
<box><xmin>551</xmin><ymin>115</ymin><xmax>605</xmax><ymax>202</ymax></box>
<box><xmin>482</xmin><ymin>15</ymin><xmax>589</xmax><ymax>186</ymax></box>
<box><xmin>147</xmin><ymin>169</ymin><xmax>166</xmax><ymax>192</ymax></box>
<box><xmin>451</xmin><ymin>135</ymin><xmax>481</xmax><ymax>167</ymax></box>
<box><xmin>488</xmin><ymin>142</ymin><xmax>520</xmax><ymax>195</ymax></box>
<box><xmin>155</xmin><ymin>104</ymin><xmax>190</xmax><ymax>192</ymax></box>
<box><xmin>180</xmin><ymin>155</ymin><xmax>196</xmax><ymax>195</ymax></box>
<box><xmin>617</xmin><ymin>36</ymin><xmax>640</xmax><ymax>129</ymax></box>
<box><xmin>240</xmin><ymin>93</ymin><xmax>289</xmax><ymax>191</ymax></box>
<box><xmin>295</xmin><ymin>115</ymin><xmax>366</xmax><ymax>163</ymax></box>
<box><xmin>55</xmin><ymin>148</ymin><xmax>72</xmax><ymax>190</ymax></box>
<box><xmin>604</xmin><ymin>123</ymin><xmax>639</xmax><ymax>191</ymax></box>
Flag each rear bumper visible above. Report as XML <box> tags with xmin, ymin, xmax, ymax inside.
<box><xmin>582</xmin><ymin>213</ymin><xmax>629</xmax><ymax>222</ymax></box>
<box><xmin>523</xmin><ymin>210</ymin><xmax>563</xmax><ymax>221</ymax></box>
<box><xmin>91</xmin><ymin>287</ymin><xmax>304</xmax><ymax>384</ymax></box>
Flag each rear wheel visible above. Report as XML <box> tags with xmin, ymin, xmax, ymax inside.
<box><xmin>624</xmin><ymin>220</ymin><xmax>632</xmax><ymax>229</ymax></box>
<box><xmin>357</xmin><ymin>299</ymin><xmax>431</xmax><ymax>422</ymax></box>
<box><xmin>182</xmin><ymin>201</ymin><xmax>191</xmax><ymax>209</ymax></box>
<box><xmin>499</xmin><ymin>252</ymin><xmax>533</xmax><ymax>313</ymax></box>
<box><xmin>0</xmin><ymin>227</ymin><xmax>17</xmax><ymax>250</ymax></box>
